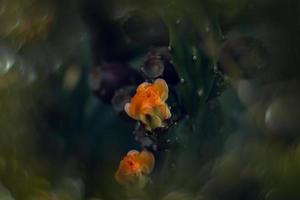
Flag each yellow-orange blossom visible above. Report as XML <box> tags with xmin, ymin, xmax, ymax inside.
<box><xmin>124</xmin><ymin>79</ymin><xmax>171</xmax><ymax>131</ymax></box>
<box><xmin>115</xmin><ymin>150</ymin><xmax>155</xmax><ymax>185</ymax></box>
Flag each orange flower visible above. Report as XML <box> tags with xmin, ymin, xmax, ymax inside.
<box><xmin>115</xmin><ymin>150</ymin><xmax>155</xmax><ymax>186</ymax></box>
<box><xmin>125</xmin><ymin>79</ymin><xmax>171</xmax><ymax>131</ymax></box>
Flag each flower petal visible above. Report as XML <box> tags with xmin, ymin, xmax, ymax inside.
<box><xmin>115</xmin><ymin>166</ymin><xmax>137</xmax><ymax>185</ymax></box>
<box><xmin>127</xmin><ymin>150</ymin><xmax>139</xmax><ymax>156</ymax></box>
<box><xmin>124</xmin><ymin>103</ymin><xmax>138</xmax><ymax>120</ymax></box>
<box><xmin>136</xmin><ymin>82</ymin><xmax>151</xmax><ymax>92</ymax></box>
<box><xmin>115</xmin><ymin>169</ymin><xmax>125</xmax><ymax>185</ymax></box>
<box><xmin>157</xmin><ymin>104</ymin><xmax>172</xmax><ymax>120</ymax></box>
<box><xmin>139</xmin><ymin>150</ymin><xmax>155</xmax><ymax>174</ymax></box>
<box><xmin>153</xmin><ymin>79</ymin><xmax>168</xmax><ymax>101</ymax></box>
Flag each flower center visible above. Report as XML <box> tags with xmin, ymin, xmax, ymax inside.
<box><xmin>126</xmin><ymin>159</ymin><xmax>140</xmax><ymax>172</ymax></box>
